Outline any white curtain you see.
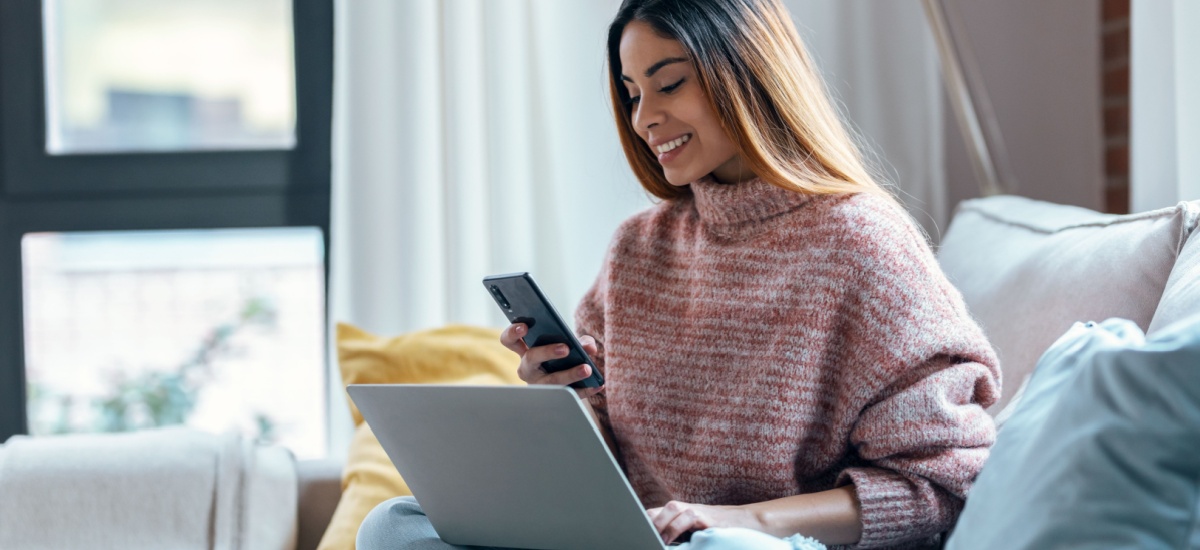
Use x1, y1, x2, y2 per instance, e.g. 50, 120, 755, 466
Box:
329, 0, 943, 454
784, 1, 946, 237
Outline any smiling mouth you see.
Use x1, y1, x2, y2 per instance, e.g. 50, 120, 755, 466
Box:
655, 134, 691, 155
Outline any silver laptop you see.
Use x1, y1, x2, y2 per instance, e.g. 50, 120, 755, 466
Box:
347, 384, 667, 550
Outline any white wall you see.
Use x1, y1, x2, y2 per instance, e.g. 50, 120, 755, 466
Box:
943, 0, 1103, 223
1131, 0, 1200, 211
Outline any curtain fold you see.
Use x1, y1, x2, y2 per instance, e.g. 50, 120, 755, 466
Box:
332, 0, 644, 339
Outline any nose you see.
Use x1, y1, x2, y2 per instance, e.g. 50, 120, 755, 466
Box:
632, 95, 664, 134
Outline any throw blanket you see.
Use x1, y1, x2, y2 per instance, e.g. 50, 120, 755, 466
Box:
0, 428, 297, 550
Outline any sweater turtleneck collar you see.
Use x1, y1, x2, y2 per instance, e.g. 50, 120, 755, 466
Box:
689, 174, 816, 234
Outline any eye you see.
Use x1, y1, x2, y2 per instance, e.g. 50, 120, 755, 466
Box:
660, 78, 685, 93
624, 93, 641, 106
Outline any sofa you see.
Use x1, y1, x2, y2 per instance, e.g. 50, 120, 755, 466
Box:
3, 193, 1198, 549
295, 192, 1200, 548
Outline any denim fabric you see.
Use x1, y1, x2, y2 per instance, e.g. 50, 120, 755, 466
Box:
357, 497, 827, 550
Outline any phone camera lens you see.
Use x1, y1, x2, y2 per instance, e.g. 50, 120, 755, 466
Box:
489, 285, 511, 310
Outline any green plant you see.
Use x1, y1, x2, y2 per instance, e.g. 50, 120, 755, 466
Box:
94, 295, 279, 433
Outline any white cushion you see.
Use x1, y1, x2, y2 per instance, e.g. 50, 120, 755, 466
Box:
937, 195, 1195, 413
0, 429, 297, 550
946, 317, 1200, 549
1149, 206, 1200, 334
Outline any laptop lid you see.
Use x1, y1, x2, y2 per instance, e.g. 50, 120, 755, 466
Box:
347, 384, 666, 550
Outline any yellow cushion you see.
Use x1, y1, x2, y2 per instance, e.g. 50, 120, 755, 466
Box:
316, 323, 522, 550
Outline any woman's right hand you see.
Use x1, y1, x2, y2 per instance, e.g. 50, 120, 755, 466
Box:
500, 323, 604, 399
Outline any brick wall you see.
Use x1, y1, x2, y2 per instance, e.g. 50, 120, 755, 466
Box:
1102, 0, 1130, 213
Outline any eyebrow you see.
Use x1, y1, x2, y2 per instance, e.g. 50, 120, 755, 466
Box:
620, 56, 689, 82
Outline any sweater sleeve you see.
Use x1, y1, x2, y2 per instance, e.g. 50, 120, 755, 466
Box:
575, 244, 614, 432
832, 199, 1001, 548
836, 356, 996, 547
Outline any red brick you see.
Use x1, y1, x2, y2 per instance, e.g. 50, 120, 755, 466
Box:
1104, 65, 1129, 97
1103, 29, 1129, 60
1106, 145, 1129, 176
1103, 0, 1130, 21
1104, 104, 1129, 136
1105, 185, 1129, 215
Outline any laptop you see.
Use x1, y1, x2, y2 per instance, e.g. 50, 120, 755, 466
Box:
347, 384, 668, 550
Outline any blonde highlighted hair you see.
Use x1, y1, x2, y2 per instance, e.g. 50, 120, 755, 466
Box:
607, 0, 896, 204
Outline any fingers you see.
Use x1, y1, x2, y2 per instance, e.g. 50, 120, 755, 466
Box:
575, 384, 604, 400
528, 363, 592, 387
508, 328, 603, 391
499, 323, 529, 355
517, 347, 596, 389
579, 334, 598, 357
651, 501, 701, 544
516, 343, 569, 381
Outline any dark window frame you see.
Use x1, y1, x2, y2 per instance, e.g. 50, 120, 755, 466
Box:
0, 0, 334, 441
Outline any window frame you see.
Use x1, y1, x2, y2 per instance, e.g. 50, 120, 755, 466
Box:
0, 0, 334, 441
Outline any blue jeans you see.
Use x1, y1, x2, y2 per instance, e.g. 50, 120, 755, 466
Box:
357, 496, 826, 550
357, 496, 500, 550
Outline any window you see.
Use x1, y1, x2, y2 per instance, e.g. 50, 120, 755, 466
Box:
23, 228, 326, 457
0, 0, 333, 454
43, 0, 297, 154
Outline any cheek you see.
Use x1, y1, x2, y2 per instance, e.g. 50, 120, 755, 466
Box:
680, 95, 733, 154
695, 118, 736, 158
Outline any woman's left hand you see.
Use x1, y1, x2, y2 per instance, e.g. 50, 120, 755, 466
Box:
646, 501, 763, 544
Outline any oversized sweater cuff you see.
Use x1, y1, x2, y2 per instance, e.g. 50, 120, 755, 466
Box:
837, 467, 944, 549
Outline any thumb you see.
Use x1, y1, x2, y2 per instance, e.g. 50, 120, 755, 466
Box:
579, 334, 598, 355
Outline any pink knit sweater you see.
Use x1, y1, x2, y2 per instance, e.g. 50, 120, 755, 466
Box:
575, 176, 1000, 549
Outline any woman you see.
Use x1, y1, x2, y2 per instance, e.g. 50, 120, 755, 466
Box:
359, 0, 999, 548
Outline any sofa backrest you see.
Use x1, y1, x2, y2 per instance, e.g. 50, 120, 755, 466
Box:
937, 195, 1200, 414
1148, 214, 1200, 334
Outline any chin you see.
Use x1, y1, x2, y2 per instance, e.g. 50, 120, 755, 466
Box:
662, 168, 700, 187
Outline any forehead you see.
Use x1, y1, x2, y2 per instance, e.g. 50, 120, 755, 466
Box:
618, 20, 688, 76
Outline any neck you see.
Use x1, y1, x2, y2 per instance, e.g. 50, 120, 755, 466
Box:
711, 156, 758, 184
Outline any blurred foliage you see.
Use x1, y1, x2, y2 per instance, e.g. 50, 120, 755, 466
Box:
30, 296, 281, 443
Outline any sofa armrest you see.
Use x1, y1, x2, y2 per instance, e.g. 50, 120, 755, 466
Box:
296, 458, 343, 550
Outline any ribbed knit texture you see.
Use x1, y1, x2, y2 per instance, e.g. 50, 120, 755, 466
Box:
576, 176, 1001, 549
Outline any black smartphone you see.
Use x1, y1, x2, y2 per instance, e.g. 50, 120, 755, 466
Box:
482, 272, 604, 389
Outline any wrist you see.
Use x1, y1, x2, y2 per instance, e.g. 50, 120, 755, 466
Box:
737, 487, 863, 544
732, 503, 769, 533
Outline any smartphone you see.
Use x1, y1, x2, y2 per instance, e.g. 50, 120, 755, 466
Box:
482, 272, 604, 389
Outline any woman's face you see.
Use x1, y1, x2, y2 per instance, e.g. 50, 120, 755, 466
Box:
619, 20, 756, 186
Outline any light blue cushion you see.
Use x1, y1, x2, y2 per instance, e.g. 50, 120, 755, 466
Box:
947, 316, 1200, 549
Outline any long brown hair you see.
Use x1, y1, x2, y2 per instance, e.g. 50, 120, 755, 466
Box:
607, 0, 896, 204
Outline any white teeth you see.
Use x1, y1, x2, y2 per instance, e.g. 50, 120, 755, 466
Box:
655, 134, 691, 154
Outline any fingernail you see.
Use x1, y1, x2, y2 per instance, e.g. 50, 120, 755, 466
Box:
557, 345, 568, 356
515, 324, 525, 334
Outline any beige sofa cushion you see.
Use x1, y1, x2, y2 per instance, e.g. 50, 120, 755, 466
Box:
937, 196, 1196, 414
1149, 209, 1200, 334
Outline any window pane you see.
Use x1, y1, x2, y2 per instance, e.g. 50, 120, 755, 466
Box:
43, 0, 296, 154
22, 228, 326, 459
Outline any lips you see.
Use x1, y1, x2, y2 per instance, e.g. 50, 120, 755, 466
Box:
652, 133, 691, 163
654, 134, 691, 154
